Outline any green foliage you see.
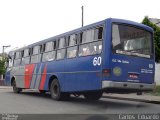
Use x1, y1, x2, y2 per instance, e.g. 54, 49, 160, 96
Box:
142, 16, 160, 62
153, 85, 160, 96
0, 58, 6, 75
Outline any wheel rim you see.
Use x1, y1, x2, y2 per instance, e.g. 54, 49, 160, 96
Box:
53, 85, 58, 95
51, 82, 60, 98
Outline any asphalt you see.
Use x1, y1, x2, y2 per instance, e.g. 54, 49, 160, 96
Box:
0, 86, 160, 104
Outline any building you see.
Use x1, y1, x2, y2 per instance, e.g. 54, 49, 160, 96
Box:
149, 18, 160, 27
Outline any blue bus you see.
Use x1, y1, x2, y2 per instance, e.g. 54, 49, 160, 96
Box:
5, 18, 155, 100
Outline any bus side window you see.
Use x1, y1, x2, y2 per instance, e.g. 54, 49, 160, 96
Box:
97, 27, 103, 40
67, 34, 77, 58
57, 49, 65, 60
56, 37, 66, 60
8, 58, 13, 68
91, 41, 102, 54
7, 53, 14, 68
79, 41, 102, 56
58, 37, 65, 49
33, 46, 40, 55
81, 29, 94, 43
14, 51, 22, 66
45, 41, 53, 52
78, 26, 103, 56
31, 45, 42, 63
21, 49, 30, 65
53, 41, 57, 50
42, 41, 56, 62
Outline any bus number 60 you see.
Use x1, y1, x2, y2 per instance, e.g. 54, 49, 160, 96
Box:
93, 57, 102, 66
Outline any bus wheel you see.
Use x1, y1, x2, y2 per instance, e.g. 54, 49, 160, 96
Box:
50, 79, 70, 101
12, 80, 22, 93
83, 91, 103, 100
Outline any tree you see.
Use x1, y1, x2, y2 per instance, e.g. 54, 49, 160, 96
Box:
142, 16, 160, 62
0, 58, 6, 78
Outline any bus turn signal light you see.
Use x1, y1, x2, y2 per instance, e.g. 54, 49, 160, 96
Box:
102, 69, 110, 76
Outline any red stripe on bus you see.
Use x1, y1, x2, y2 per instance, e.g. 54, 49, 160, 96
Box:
39, 64, 47, 90
24, 64, 35, 88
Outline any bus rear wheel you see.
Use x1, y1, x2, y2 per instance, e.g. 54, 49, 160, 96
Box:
50, 78, 70, 101
12, 80, 22, 93
83, 91, 103, 100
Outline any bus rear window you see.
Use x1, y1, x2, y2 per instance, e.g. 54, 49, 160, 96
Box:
112, 24, 153, 58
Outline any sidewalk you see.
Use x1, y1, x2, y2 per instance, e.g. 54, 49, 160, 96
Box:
103, 93, 160, 104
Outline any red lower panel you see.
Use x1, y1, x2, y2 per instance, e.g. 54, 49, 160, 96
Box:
24, 64, 35, 88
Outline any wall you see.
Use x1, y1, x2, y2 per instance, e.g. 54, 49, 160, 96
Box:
155, 63, 160, 85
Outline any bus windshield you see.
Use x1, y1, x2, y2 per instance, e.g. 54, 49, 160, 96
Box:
112, 24, 153, 58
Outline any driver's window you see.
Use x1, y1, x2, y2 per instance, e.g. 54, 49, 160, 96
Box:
8, 58, 13, 68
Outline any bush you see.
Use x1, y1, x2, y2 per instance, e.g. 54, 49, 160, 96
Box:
142, 16, 160, 62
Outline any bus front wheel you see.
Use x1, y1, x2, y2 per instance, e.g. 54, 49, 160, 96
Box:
83, 91, 103, 100
12, 80, 22, 93
50, 79, 70, 101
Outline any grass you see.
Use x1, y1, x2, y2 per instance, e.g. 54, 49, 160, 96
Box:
151, 85, 160, 96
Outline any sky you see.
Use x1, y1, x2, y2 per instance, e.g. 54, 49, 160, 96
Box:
0, 0, 160, 53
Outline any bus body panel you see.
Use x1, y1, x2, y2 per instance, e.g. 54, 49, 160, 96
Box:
11, 66, 25, 88
63, 55, 102, 92
5, 70, 11, 86
110, 54, 154, 84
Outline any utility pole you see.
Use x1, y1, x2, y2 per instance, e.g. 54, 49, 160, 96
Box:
2, 45, 11, 59
81, 6, 84, 27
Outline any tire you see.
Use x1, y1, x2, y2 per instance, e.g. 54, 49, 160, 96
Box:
84, 91, 103, 100
50, 78, 70, 101
12, 80, 22, 93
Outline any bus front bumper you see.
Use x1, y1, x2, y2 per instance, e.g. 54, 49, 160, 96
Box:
102, 81, 155, 91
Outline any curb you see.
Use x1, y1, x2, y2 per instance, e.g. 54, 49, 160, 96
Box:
102, 94, 160, 104
0, 86, 12, 89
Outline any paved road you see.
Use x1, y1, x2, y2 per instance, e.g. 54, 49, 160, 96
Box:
0, 88, 160, 114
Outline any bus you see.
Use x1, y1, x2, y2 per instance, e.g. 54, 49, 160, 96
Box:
5, 18, 155, 101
